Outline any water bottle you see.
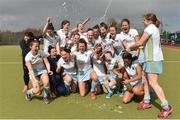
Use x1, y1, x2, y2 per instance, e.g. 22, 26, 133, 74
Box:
113, 61, 119, 69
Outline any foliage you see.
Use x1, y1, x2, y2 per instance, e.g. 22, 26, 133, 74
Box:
0, 28, 42, 45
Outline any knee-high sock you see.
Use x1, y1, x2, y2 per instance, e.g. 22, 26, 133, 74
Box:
161, 100, 169, 110
103, 81, 113, 93
64, 81, 71, 90
143, 95, 151, 104
91, 81, 98, 92
43, 87, 50, 98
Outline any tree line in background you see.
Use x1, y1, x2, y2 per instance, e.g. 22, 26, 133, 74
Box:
0, 17, 179, 45
0, 28, 42, 45
0, 18, 122, 45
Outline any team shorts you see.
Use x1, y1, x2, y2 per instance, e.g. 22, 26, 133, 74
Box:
143, 61, 163, 74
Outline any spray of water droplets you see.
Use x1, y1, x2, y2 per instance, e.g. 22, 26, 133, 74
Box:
55, 0, 113, 28
63, 94, 123, 114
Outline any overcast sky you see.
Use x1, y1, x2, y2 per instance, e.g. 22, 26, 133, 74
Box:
0, 0, 179, 32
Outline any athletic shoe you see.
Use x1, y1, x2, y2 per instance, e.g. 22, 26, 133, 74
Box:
158, 105, 173, 119
22, 85, 29, 93
90, 92, 96, 100
106, 92, 113, 99
137, 101, 152, 110
43, 97, 51, 104
25, 93, 32, 101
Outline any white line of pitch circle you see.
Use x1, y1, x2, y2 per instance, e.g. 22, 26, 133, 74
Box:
0, 62, 21, 64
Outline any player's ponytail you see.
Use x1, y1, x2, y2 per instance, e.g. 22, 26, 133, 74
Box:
144, 13, 160, 28
155, 19, 161, 28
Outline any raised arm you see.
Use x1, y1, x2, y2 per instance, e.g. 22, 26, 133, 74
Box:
81, 17, 91, 26
56, 41, 60, 55
42, 17, 51, 35
71, 17, 91, 33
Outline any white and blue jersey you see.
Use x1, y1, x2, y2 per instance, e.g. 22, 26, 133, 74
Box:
75, 51, 93, 82
57, 29, 68, 47
112, 34, 124, 56
101, 33, 114, 53
125, 63, 143, 87
143, 24, 164, 62
119, 28, 139, 57
79, 32, 88, 41
92, 54, 106, 84
105, 58, 117, 81
86, 39, 95, 51
57, 55, 77, 81
25, 50, 48, 76
43, 33, 60, 55
143, 24, 164, 74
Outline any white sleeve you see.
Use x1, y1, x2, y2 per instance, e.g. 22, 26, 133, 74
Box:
115, 34, 121, 41
25, 54, 31, 62
118, 33, 125, 41
132, 29, 139, 37
57, 58, 63, 66
88, 50, 93, 56
39, 50, 48, 58
144, 25, 153, 36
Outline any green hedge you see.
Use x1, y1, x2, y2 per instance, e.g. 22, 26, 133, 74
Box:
0, 39, 20, 45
